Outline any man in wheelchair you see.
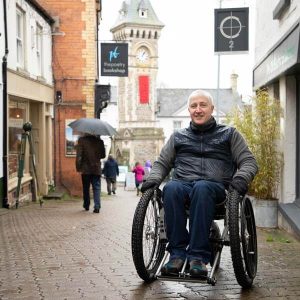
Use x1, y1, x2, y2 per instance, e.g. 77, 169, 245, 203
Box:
141, 89, 258, 278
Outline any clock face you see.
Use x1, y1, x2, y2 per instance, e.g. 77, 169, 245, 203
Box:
136, 47, 150, 64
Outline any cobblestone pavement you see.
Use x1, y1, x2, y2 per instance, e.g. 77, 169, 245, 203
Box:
0, 185, 300, 299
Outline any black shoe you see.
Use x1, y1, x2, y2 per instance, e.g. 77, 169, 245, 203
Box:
108, 192, 111, 195
112, 191, 116, 194
83, 205, 89, 211
161, 258, 184, 276
93, 208, 100, 213
189, 259, 208, 278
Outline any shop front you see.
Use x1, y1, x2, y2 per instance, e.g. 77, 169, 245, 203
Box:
7, 70, 54, 207
253, 21, 300, 236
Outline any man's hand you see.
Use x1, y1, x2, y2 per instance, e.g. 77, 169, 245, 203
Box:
230, 176, 248, 196
141, 181, 157, 193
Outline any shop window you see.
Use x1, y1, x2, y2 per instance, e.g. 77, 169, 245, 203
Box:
9, 105, 26, 153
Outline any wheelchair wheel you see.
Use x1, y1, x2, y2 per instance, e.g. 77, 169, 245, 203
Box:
228, 191, 257, 289
209, 221, 221, 268
131, 189, 166, 282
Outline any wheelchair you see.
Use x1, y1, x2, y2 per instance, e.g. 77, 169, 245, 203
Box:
131, 187, 257, 289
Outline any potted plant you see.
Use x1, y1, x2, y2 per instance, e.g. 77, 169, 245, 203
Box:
228, 89, 282, 228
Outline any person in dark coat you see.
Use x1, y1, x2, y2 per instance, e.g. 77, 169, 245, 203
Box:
103, 155, 119, 195
141, 89, 258, 278
76, 134, 105, 213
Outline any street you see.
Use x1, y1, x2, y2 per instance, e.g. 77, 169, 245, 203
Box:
0, 183, 300, 299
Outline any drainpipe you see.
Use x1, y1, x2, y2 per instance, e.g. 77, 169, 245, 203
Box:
96, 1, 102, 81
2, 0, 9, 208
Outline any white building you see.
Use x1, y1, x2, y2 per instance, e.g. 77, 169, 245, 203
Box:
253, 0, 300, 237
156, 82, 242, 143
5, 0, 54, 207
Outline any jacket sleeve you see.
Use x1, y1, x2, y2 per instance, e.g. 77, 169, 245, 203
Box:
230, 129, 258, 184
75, 139, 83, 172
116, 163, 119, 176
146, 134, 176, 185
100, 140, 106, 159
102, 162, 107, 176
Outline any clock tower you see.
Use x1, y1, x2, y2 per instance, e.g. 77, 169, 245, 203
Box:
111, 0, 165, 167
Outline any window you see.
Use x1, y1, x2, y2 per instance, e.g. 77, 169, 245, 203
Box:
36, 23, 43, 76
9, 102, 27, 153
173, 121, 182, 132
16, 7, 25, 68
139, 9, 148, 18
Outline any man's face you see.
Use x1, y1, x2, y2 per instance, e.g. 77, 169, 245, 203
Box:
188, 96, 214, 125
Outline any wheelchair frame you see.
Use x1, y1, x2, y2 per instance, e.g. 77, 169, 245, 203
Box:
131, 188, 257, 288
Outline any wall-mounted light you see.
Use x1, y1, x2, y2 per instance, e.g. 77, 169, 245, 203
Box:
56, 91, 62, 103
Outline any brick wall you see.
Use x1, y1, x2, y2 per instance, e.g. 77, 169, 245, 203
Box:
8, 181, 32, 208
37, 0, 98, 196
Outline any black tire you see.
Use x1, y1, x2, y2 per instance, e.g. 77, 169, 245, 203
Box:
228, 191, 257, 289
131, 189, 166, 282
209, 221, 221, 268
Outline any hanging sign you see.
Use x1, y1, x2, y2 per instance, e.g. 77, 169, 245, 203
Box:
214, 7, 249, 53
101, 43, 128, 77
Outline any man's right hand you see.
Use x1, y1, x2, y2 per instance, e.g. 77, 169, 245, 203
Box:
141, 181, 157, 193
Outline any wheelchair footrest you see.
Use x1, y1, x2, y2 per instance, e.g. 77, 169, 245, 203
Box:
157, 273, 216, 285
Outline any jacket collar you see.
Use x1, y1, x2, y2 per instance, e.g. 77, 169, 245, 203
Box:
190, 117, 216, 133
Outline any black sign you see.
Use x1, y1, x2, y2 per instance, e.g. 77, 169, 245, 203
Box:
214, 7, 249, 53
101, 43, 128, 77
253, 23, 300, 89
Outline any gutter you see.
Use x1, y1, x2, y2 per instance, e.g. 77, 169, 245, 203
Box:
2, 0, 9, 208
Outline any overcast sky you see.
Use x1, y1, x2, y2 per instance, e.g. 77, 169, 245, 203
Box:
99, 0, 256, 102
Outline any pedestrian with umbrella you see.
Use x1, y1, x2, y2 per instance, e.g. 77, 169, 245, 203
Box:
70, 118, 116, 213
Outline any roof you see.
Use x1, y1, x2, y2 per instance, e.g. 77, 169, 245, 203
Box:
156, 88, 243, 117
108, 86, 242, 116
111, 0, 164, 31
27, 0, 54, 24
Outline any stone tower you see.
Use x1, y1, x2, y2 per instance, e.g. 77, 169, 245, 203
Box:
111, 0, 165, 167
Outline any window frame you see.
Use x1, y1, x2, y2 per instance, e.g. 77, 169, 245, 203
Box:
16, 7, 26, 69
36, 23, 43, 76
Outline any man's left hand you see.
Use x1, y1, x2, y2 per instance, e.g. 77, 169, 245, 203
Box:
230, 177, 248, 196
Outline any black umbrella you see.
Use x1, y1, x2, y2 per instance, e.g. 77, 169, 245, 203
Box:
68, 118, 117, 136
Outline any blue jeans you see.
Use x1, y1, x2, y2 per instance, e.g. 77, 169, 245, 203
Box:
81, 174, 101, 209
162, 179, 226, 264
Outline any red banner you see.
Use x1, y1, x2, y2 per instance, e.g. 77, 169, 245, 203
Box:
139, 76, 149, 104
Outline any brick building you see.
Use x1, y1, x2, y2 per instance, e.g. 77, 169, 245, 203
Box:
37, 0, 101, 196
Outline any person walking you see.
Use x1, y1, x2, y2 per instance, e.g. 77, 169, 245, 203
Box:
75, 134, 105, 213
132, 162, 144, 196
103, 155, 119, 195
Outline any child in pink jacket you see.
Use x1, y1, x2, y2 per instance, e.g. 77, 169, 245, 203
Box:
132, 162, 145, 196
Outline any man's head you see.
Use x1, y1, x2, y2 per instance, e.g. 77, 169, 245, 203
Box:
187, 90, 214, 125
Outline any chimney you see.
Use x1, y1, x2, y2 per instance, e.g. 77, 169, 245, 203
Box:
230, 71, 238, 94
